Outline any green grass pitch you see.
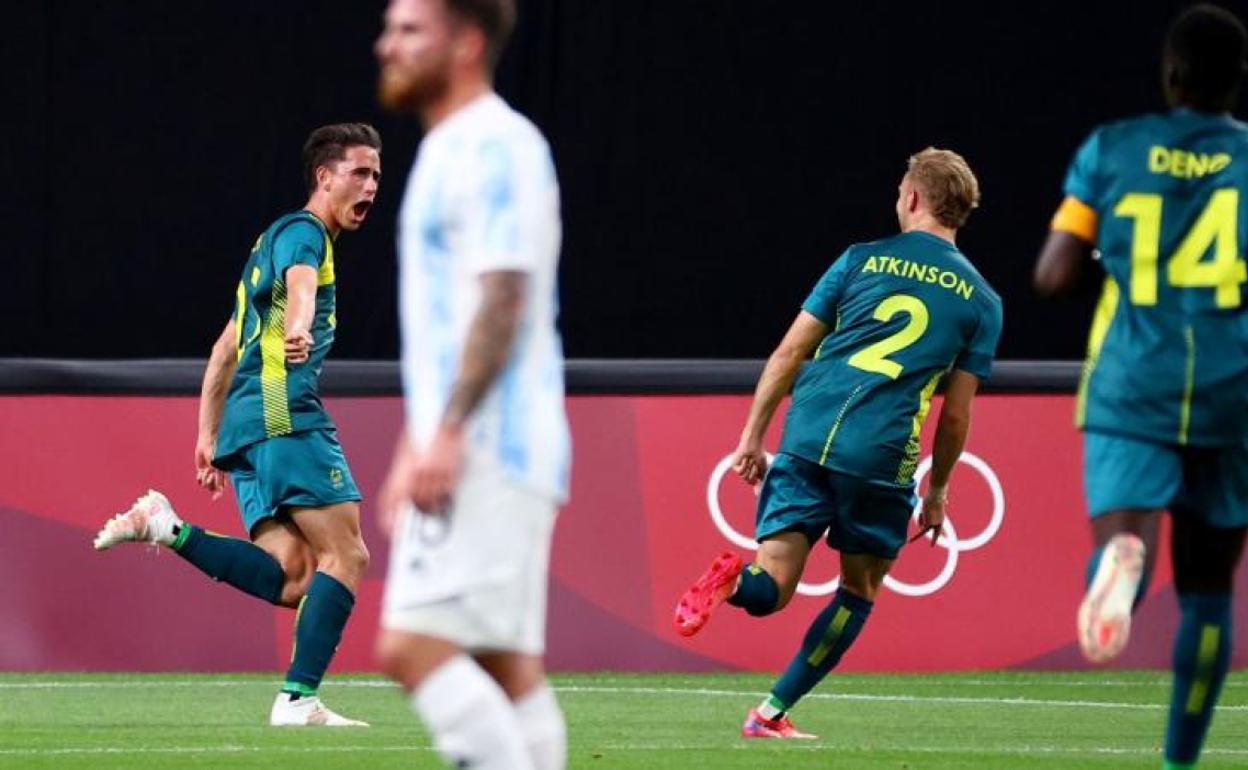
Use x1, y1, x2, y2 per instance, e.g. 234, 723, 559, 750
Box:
2, 671, 1247, 768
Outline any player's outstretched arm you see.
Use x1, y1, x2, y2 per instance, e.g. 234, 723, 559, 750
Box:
409, 270, 529, 513
196, 319, 239, 499
919, 369, 981, 544
733, 311, 828, 484
283, 265, 319, 364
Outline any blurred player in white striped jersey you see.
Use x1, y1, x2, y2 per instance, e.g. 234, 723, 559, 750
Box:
374, 1, 569, 768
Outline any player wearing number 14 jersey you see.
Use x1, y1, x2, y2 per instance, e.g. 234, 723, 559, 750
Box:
1034, 6, 1248, 768
675, 148, 1002, 738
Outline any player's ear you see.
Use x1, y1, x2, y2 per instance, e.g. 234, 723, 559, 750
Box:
316, 164, 333, 192
454, 26, 485, 65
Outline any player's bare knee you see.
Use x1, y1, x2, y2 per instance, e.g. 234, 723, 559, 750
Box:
330, 538, 369, 580
263, 549, 312, 607
839, 573, 880, 602
475, 653, 545, 701
376, 632, 459, 692
353, 538, 371, 574
374, 635, 410, 685
277, 583, 306, 609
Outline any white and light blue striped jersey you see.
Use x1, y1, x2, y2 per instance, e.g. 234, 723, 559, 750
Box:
398, 93, 570, 502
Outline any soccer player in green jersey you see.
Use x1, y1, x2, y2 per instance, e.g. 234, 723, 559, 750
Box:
676, 148, 1003, 738
94, 123, 381, 727
1034, 6, 1248, 767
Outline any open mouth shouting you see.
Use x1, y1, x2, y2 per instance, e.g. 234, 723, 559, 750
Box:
351, 199, 373, 224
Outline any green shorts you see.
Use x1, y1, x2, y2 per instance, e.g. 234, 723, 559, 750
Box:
1083, 430, 1248, 529
216, 429, 361, 536
755, 452, 916, 560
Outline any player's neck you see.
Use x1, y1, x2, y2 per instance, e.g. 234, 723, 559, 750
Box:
302, 201, 339, 240
903, 219, 957, 245
421, 75, 492, 130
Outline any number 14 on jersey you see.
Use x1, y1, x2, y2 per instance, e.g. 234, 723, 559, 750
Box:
1115, 187, 1247, 308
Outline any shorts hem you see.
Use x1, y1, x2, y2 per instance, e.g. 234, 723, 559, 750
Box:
756, 523, 820, 546
283, 493, 363, 511
380, 613, 543, 656
1086, 503, 1167, 518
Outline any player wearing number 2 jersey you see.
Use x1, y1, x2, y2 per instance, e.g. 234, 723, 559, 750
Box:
1035, 6, 1248, 768
675, 148, 1002, 739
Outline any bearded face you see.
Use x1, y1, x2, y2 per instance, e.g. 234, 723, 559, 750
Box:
376, 0, 456, 112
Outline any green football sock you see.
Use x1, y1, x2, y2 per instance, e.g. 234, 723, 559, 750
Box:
283, 572, 355, 697
1164, 593, 1231, 767
174, 525, 284, 605
770, 589, 873, 710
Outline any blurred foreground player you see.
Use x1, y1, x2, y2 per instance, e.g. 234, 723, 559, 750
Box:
676, 149, 1002, 738
1034, 5, 1248, 767
94, 124, 381, 726
374, 1, 569, 768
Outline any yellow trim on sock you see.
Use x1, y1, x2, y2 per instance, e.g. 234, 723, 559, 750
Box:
289, 595, 308, 665
806, 606, 852, 667
1184, 624, 1221, 715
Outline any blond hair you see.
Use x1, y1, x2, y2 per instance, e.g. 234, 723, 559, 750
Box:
906, 147, 980, 229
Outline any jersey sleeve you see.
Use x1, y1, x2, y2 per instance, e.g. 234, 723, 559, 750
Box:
800, 248, 856, 325
271, 220, 326, 275
1062, 128, 1104, 210
461, 136, 549, 274
954, 298, 1003, 380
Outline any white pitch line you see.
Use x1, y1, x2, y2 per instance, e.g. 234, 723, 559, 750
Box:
554, 685, 1248, 712
584, 677, 1248, 688
2, 679, 1248, 713
1, 743, 1247, 758
0, 745, 432, 757
3, 676, 1242, 689
0, 679, 395, 690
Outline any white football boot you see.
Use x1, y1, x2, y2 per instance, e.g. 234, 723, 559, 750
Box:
270, 692, 369, 727
1078, 533, 1146, 663
93, 489, 182, 550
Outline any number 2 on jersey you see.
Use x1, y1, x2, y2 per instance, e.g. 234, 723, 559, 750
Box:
846, 294, 929, 379
1115, 188, 1246, 308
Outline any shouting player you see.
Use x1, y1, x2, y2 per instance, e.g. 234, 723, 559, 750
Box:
94, 123, 381, 727
1034, 6, 1248, 767
676, 148, 1002, 739
374, 1, 569, 769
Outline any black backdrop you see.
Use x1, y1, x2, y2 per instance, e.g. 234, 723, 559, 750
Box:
2, 0, 1235, 360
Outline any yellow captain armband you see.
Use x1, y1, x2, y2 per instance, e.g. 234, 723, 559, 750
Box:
1050, 195, 1099, 242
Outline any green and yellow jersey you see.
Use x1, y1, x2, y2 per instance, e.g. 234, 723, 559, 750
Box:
779, 231, 1003, 487
1054, 108, 1248, 446
214, 211, 339, 463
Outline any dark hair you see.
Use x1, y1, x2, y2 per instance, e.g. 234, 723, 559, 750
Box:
445, 0, 516, 67
302, 123, 382, 194
1165, 4, 1248, 110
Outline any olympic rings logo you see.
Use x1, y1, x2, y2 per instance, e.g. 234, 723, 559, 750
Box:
705, 451, 1005, 597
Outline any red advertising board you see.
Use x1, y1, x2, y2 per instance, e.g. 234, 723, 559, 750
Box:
1, 394, 1241, 672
